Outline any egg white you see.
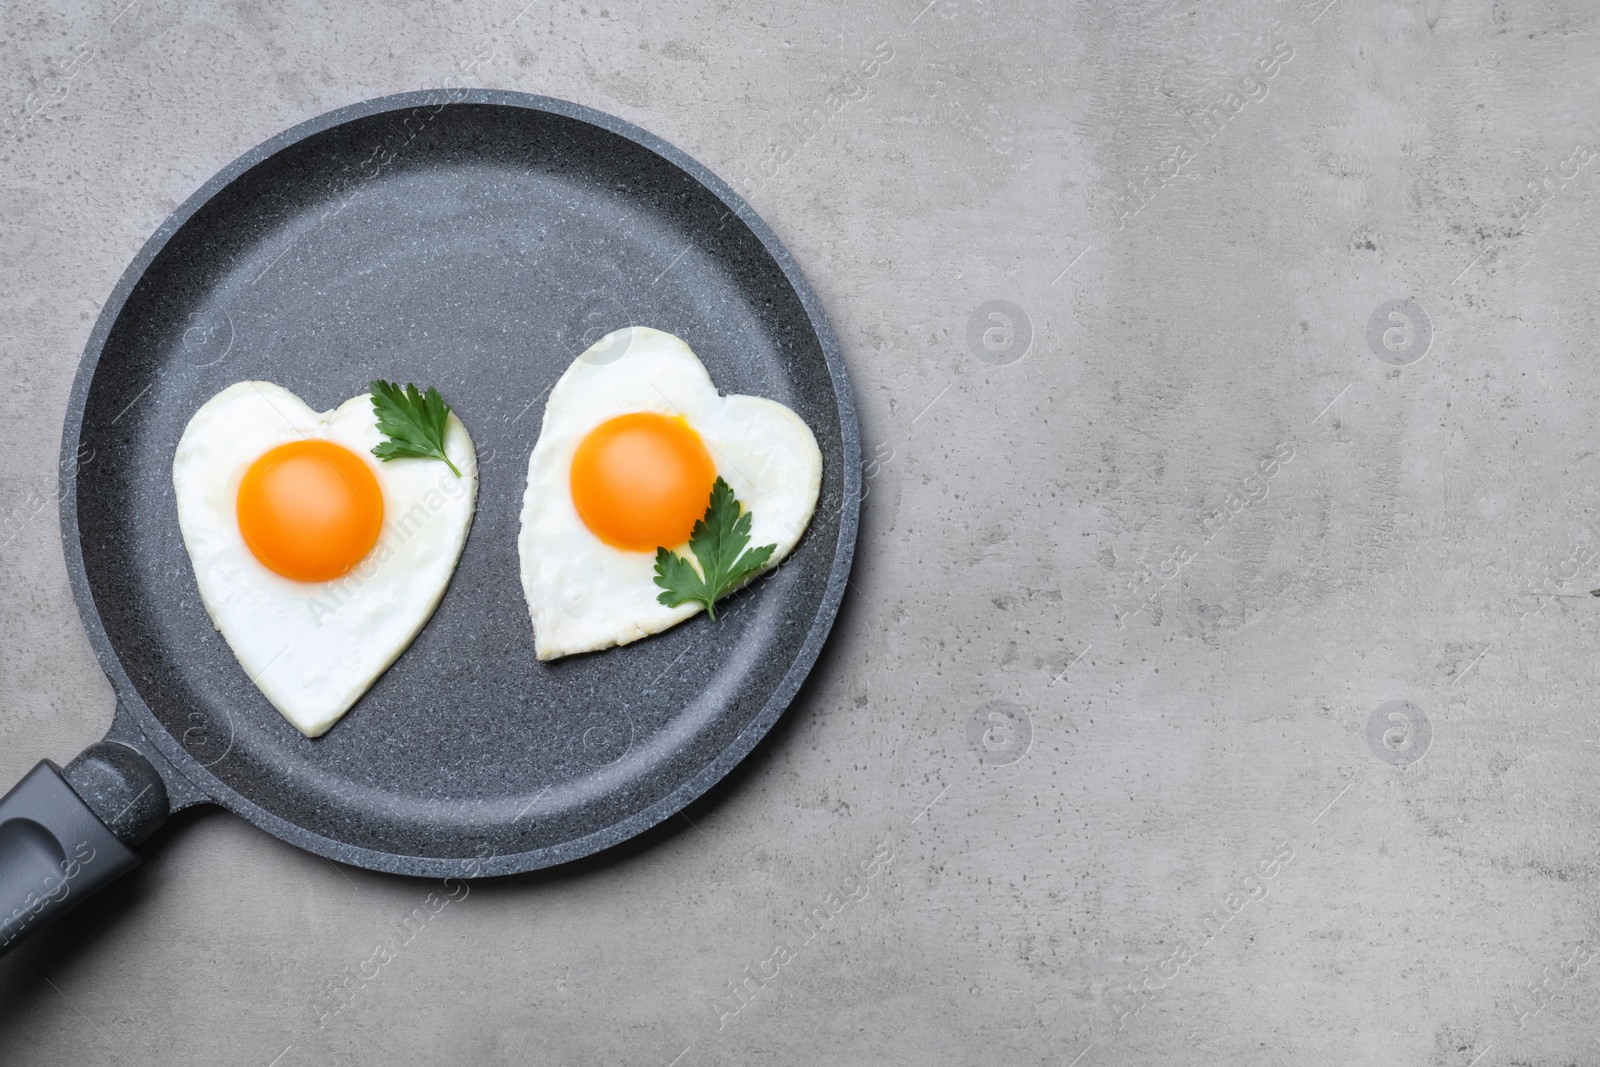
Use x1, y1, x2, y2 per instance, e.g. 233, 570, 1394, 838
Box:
518, 327, 823, 660
173, 381, 477, 738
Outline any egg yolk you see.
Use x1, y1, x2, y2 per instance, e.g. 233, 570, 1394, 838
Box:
236, 439, 384, 582
570, 412, 716, 552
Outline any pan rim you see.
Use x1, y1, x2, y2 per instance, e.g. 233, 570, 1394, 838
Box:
57, 88, 861, 877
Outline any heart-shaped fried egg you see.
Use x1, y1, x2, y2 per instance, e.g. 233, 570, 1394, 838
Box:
518, 327, 822, 660
173, 382, 476, 737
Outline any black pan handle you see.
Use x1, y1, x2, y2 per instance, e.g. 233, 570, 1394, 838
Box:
0, 742, 170, 960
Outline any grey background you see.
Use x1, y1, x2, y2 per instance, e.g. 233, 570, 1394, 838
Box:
0, 0, 1596, 1063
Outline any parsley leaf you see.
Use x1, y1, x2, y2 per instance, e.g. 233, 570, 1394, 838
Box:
369, 380, 461, 477
653, 476, 778, 620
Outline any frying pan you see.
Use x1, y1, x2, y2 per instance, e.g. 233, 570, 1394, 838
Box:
0, 90, 859, 958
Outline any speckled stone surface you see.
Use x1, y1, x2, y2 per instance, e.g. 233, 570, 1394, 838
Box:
7, 0, 1600, 1064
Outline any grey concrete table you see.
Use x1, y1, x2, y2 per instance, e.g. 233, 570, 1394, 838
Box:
2, 0, 1596, 1063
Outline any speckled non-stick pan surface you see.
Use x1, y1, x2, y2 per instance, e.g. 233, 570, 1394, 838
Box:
58, 89, 860, 877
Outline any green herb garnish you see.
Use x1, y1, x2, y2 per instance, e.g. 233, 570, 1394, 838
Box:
369, 380, 460, 477
653, 476, 777, 620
